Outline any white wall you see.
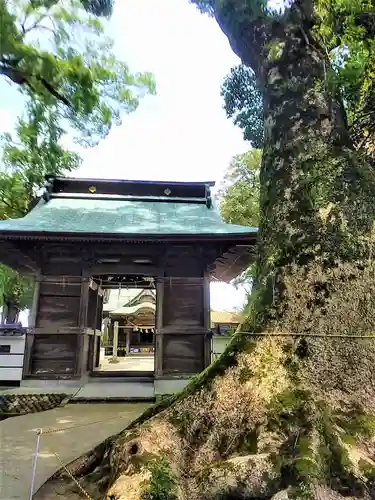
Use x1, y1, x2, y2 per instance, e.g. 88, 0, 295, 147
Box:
0, 307, 29, 326
211, 336, 231, 362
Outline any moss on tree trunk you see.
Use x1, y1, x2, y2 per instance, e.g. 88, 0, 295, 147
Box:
35, 2, 375, 499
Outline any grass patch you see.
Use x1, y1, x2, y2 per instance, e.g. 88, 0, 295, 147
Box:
141, 458, 177, 500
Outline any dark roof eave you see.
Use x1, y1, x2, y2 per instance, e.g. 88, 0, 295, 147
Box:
0, 230, 258, 243
50, 176, 216, 187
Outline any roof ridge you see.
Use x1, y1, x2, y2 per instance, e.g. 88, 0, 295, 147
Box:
46, 175, 216, 187
50, 193, 209, 204
41, 176, 216, 208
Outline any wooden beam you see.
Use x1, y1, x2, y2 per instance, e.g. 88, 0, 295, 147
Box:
28, 273, 40, 329
154, 278, 164, 377
212, 245, 256, 281
79, 273, 90, 329
32, 326, 84, 335
88, 263, 162, 275
22, 333, 35, 378
0, 241, 39, 273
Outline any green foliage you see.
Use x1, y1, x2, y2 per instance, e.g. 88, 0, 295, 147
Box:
141, 458, 177, 500
190, 0, 214, 15
313, 0, 375, 160
0, 266, 34, 313
226, 326, 236, 336
80, 0, 113, 17
0, 0, 155, 317
0, 0, 156, 146
219, 148, 261, 227
0, 101, 80, 221
358, 457, 375, 493
219, 149, 261, 288
1, 101, 81, 187
267, 391, 323, 498
219, 0, 375, 159
267, 389, 313, 433
191, 0, 281, 18
319, 414, 365, 497
0, 100, 81, 317
334, 407, 375, 439
221, 65, 263, 147
24, 0, 113, 17
266, 393, 368, 498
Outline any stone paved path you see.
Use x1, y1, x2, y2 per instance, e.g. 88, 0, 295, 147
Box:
0, 402, 149, 499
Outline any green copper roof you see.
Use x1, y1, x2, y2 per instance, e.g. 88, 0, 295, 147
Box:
0, 195, 257, 237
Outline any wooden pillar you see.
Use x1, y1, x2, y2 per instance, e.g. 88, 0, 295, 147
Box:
96, 291, 103, 331
79, 274, 90, 328
112, 321, 119, 361
103, 318, 109, 344
78, 270, 90, 375
23, 273, 40, 378
125, 328, 131, 354
155, 278, 164, 376
203, 271, 212, 367
28, 273, 40, 329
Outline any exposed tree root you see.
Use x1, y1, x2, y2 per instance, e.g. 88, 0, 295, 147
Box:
21, 0, 375, 497
35, 263, 375, 500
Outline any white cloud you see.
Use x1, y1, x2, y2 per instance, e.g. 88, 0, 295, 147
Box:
0, 109, 16, 134
211, 282, 248, 312
74, 0, 249, 184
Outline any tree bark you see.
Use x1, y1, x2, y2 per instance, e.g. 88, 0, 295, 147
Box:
35, 3, 375, 500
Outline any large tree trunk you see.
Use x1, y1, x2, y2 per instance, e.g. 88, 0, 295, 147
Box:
35, 3, 375, 500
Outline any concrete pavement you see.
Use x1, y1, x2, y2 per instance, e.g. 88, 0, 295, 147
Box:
98, 354, 154, 372
0, 402, 148, 499
72, 377, 155, 400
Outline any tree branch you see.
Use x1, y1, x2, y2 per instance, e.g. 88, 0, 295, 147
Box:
20, 11, 30, 34
23, 13, 48, 35
35, 75, 72, 108
332, 10, 375, 39
355, 11, 375, 36
0, 63, 28, 84
25, 22, 55, 36
350, 110, 375, 129
0, 60, 73, 108
213, 1, 284, 77
0, 197, 23, 217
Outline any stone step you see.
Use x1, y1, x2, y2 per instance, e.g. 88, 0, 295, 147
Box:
88, 375, 154, 383
71, 380, 155, 401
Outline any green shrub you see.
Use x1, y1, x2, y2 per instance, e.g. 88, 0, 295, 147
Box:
142, 458, 177, 500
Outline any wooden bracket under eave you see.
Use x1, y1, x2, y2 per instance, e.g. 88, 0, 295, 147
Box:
0, 241, 39, 274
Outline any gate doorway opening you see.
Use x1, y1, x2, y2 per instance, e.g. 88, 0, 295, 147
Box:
89, 275, 156, 376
